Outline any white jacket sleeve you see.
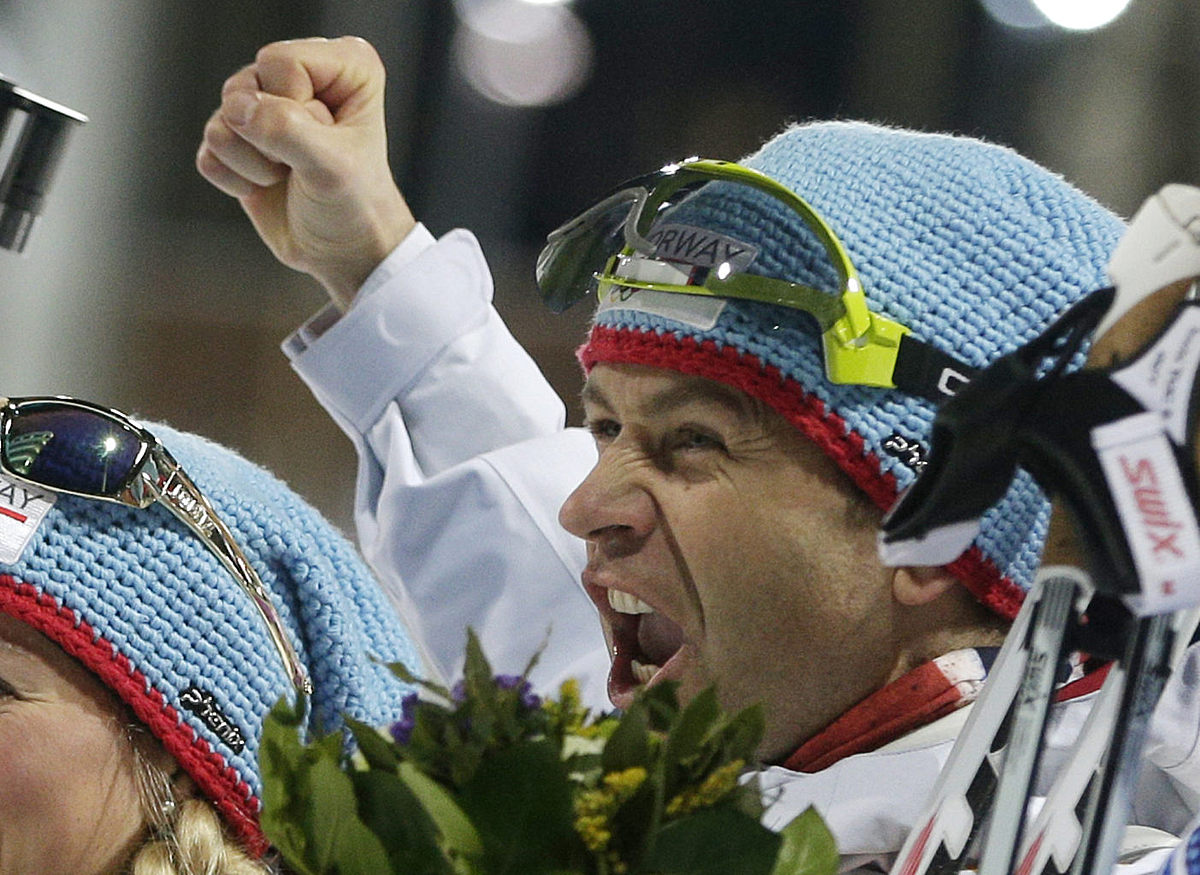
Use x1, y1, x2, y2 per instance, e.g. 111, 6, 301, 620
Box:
283, 225, 609, 706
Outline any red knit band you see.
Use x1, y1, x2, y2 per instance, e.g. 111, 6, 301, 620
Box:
0, 575, 268, 856
580, 326, 1025, 620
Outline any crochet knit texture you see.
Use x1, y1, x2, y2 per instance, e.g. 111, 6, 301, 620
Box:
0, 422, 420, 854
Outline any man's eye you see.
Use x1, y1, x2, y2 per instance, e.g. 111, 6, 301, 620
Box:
585, 418, 621, 442
670, 428, 726, 453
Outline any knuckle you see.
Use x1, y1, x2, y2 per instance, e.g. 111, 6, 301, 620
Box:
220, 65, 256, 98
202, 115, 239, 152
254, 40, 287, 67
194, 145, 214, 176
248, 99, 292, 139
336, 35, 384, 74
195, 147, 227, 179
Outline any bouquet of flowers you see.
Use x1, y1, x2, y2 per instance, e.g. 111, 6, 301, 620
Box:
259, 633, 837, 874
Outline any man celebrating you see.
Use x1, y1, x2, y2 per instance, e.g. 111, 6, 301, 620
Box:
197, 36, 1198, 871
541, 137, 1089, 763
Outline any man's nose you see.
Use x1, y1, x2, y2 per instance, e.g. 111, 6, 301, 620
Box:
559, 449, 655, 555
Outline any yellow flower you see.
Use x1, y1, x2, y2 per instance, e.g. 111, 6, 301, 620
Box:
575, 813, 612, 852
553, 678, 584, 728
665, 759, 745, 817
603, 766, 648, 798
573, 767, 648, 854
575, 788, 610, 817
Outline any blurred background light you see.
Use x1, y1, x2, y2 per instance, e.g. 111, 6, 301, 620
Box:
978, 0, 1051, 29
980, 0, 1133, 31
1034, 0, 1133, 30
452, 0, 593, 108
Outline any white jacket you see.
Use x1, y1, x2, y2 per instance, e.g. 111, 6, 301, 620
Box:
283, 226, 1198, 873
284, 225, 607, 704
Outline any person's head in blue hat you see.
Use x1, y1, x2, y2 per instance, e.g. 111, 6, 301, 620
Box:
542, 121, 1124, 763
0, 400, 419, 873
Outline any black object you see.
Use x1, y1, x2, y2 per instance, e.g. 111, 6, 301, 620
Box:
0, 77, 86, 253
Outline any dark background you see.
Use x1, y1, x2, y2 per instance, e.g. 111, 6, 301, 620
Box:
0, 0, 1194, 532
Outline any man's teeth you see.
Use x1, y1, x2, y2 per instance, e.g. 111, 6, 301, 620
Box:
608, 589, 654, 614
607, 591, 661, 684
631, 659, 660, 684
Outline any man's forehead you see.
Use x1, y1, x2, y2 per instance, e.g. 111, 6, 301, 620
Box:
581, 364, 767, 422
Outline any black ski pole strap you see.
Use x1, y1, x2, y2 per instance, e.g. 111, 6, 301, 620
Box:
1078, 297, 1200, 615
880, 288, 1115, 565
883, 289, 1200, 617
1013, 370, 1147, 602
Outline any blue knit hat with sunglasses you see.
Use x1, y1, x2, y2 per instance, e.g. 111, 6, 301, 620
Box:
0, 416, 419, 855
573, 120, 1125, 617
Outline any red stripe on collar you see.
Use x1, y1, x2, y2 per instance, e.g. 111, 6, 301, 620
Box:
782, 649, 1108, 773
783, 656, 975, 773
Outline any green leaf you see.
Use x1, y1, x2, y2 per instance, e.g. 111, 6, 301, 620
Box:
462, 629, 496, 693
457, 739, 583, 874
639, 681, 685, 732
397, 761, 485, 859
259, 699, 322, 875
728, 772, 768, 822
385, 660, 455, 704
642, 808, 781, 875
302, 755, 393, 874
602, 698, 651, 772
664, 686, 720, 766
717, 702, 766, 762
769, 806, 839, 875
520, 628, 546, 679
351, 768, 453, 873
345, 715, 400, 772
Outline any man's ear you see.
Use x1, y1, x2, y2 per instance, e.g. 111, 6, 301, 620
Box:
892, 564, 959, 606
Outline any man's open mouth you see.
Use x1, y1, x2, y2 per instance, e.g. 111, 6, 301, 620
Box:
604, 589, 686, 707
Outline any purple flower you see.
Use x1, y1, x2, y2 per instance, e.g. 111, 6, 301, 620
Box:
496, 675, 543, 710
449, 675, 542, 709
390, 692, 421, 745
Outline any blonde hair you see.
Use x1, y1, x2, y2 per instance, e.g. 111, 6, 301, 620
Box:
125, 727, 277, 875
130, 799, 272, 875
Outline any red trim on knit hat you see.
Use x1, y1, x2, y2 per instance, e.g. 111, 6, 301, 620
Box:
581, 326, 1026, 620
0, 575, 268, 857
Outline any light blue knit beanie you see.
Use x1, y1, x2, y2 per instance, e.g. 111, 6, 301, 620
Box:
0, 420, 420, 854
581, 120, 1125, 618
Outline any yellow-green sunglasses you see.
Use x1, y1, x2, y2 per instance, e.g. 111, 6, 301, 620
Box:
536, 157, 975, 400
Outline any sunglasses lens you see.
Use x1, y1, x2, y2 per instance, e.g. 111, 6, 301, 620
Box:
3, 405, 142, 497
537, 188, 643, 313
